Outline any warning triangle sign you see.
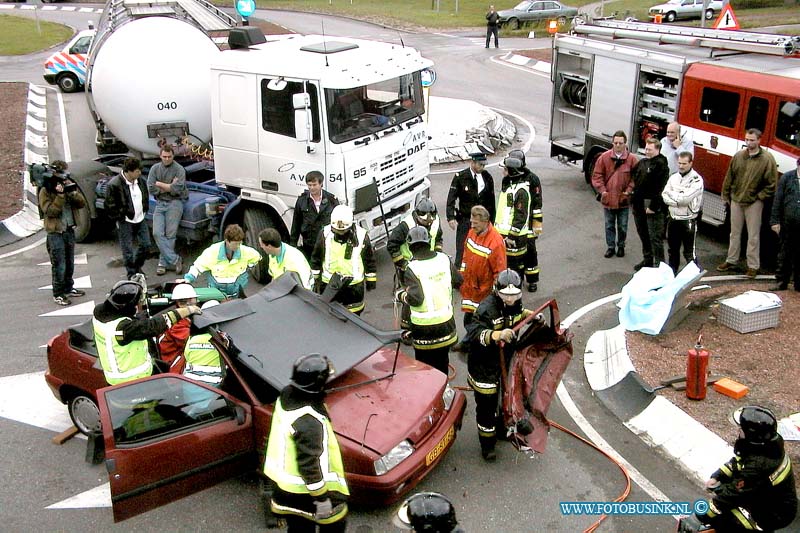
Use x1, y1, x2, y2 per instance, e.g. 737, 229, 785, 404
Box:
713, 4, 740, 30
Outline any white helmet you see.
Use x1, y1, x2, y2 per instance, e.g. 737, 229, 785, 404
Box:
171, 283, 197, 301
330, 205, 354, 232
201, 299, 220, 310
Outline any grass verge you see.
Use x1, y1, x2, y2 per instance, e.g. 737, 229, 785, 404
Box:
0, 14, 73, 56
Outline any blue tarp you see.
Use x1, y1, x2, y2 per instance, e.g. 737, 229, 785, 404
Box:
617, 262, 702, 335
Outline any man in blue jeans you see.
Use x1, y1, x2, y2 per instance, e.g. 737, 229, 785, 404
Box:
147, 144, 187, 275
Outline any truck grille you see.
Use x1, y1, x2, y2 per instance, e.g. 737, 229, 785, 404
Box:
376, 150, 415, 199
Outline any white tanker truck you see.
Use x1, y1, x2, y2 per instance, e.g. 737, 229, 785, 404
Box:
78, 0, 433, 283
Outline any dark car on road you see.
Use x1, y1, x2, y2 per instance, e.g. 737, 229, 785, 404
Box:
498, 0, 579, 28
44, 275, 467, 522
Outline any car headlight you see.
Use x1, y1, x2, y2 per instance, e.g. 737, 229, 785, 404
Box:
374, 440, 414, 475
442, 385, 455, 411
650, 8, 662, 13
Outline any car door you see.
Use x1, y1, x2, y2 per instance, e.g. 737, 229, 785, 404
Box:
527, 1, 545, 21
97, 375, 255, 522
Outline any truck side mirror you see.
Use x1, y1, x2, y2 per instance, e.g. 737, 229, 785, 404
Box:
293, 93, 312, 143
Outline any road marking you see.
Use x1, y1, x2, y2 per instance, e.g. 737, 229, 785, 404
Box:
38, 253, 88, 266
490, 53, 550, 78
39, 300, 96, 317
0, 372, 76, 434
0, 237, 46, 260
47, 483, 111, 509
56, 90, 71, 163
39, 275, 92, 291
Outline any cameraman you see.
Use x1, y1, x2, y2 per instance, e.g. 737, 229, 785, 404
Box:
38, 160, 86, 306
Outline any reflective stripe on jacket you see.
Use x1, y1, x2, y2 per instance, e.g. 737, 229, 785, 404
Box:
264, 400, 349, 497
269, 243, 313, 289
407, 252, 453, 326
93, 316, 152, 385
396, 213, 441, 262
186, 241, 262, 284
321, 226, 366, 284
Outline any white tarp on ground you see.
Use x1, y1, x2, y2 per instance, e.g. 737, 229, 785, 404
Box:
617, 261, 702, 335
426, 96, 516, 164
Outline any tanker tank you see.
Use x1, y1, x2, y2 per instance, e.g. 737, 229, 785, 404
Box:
89, 16, 220, 155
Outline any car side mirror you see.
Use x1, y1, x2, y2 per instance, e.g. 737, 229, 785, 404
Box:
234, 404, 246, 425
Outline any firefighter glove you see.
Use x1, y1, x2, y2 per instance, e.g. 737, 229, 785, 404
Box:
491, 329, 515, 343
178, 305, 202, 319
314, 498, 334, 520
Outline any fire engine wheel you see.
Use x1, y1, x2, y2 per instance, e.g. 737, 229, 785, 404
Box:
704, 8, 714, 19
665, 11, 676, 22
57, 73, 79, 93
243, 207, 274, 284
69, 394, 101, 435
557, 15, 567, 25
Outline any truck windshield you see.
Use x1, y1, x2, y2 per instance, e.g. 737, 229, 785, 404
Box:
325, 72, 424, 144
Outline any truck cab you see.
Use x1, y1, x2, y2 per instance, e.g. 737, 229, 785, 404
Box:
43, 29, 95, 93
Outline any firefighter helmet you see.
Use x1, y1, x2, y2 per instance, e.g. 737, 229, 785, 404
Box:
501, 155, 524, 177
290, 353, 334, 394
509, 149, 527, 168
407, 225, 430, 250
495, 269, 522, 296
330, 205, 354, 233
734, 406, 778, 444
412, 198, 437, 227
170, 283, 197, 301
108, 280, 143, 310
394, 492, 459, 532
201, 299, 220, 310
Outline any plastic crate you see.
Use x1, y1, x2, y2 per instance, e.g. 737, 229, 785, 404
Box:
718, 294, 781, 334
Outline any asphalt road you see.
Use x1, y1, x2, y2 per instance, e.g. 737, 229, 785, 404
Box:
0, 5, 731, 531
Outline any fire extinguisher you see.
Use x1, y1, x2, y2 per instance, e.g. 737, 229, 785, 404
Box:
686, 334, 710, 400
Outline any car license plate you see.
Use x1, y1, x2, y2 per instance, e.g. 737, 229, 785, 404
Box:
425, 425, 455, 466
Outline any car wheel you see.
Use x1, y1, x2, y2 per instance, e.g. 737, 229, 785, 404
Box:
509, 17, 520, 30
69, 394, 101, 435
57, 73, 79, 93
705, 8, 714, 19
665, 11, 676, 22
243, 206, 274, 284
557, 15, 567, 25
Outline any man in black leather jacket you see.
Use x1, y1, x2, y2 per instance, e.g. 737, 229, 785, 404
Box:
105, 158, 151, 279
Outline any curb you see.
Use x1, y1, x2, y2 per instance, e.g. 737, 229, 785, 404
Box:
500, 51, 551, 75
0, 84, 47, 248
584, 307, 734, 486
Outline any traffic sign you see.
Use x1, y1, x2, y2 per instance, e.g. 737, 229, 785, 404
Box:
421, 68, 436, 88
236, 0, 256, 19
713, 4, 740, 30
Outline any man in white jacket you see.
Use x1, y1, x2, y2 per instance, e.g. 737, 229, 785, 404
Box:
662, 152, 704, 274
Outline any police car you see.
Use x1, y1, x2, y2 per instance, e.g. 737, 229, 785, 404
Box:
42, 29, 95, 93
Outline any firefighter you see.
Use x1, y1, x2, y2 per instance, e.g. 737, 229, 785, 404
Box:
311, 205, 377, 314
183, 224, 262, 299
158, 282, 197, 371
93, 280, 200, 385
395, 226, 462, 375
174, 300, 224, 386
677, 406, 797, 533
387, 198, 444, 285
394, 492, 465, 532
263, 353, 349, 533
466, 269, 532, 461
495, 155, 531, 288
509, 149, 543, 292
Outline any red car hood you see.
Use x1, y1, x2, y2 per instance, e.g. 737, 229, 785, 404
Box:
326, 347, 448, 455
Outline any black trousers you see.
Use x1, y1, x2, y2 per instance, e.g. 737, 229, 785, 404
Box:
632, 205, 666, 266
666, 218, 697, 274
486, 25, 499, 47
285, 515, 347, 533
414, 346, 450, 375
776, 223, 800, 289
524, 236, 539, 283
454, 218, 470, 268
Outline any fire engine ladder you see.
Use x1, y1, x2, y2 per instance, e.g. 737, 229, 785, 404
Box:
573, 20, 800, 56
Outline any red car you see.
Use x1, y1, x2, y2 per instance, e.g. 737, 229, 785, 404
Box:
45, 275, 466, 522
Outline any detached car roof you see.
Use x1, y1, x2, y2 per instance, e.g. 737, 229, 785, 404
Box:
194, 274, 400, 390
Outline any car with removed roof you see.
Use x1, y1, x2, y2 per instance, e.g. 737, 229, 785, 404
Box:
498, 0, 579, 29
44, 274, 466, 522
648, 0, 723, 22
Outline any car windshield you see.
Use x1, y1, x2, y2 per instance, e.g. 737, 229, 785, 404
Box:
513, 1, 533, 9
325, 71, 424, 144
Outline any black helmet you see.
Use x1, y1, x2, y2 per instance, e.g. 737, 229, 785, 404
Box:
509, 149, 527, 168
290, 353, 334, 394
495, 269, 522, 297
413, 198, 437, 227
734, 406, 777, 443
407, 225, 430, 250
394, 492, 458, 532
108, 281, 143, 310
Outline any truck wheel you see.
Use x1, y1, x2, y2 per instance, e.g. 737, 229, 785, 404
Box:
704, 8, 714, 19
73, 202, 93, 243
57, 73, 79, 93
69, 394, 101, 435
584, 151, 601, 186
665, 11, 676, 22
243, 207, 273, 284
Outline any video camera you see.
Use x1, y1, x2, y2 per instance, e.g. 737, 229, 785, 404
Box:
29, 162, 76, 192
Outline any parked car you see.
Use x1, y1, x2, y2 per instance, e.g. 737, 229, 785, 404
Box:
648, 0, 723, 22
44, 274, 467, 522
498, 0, 579, 29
